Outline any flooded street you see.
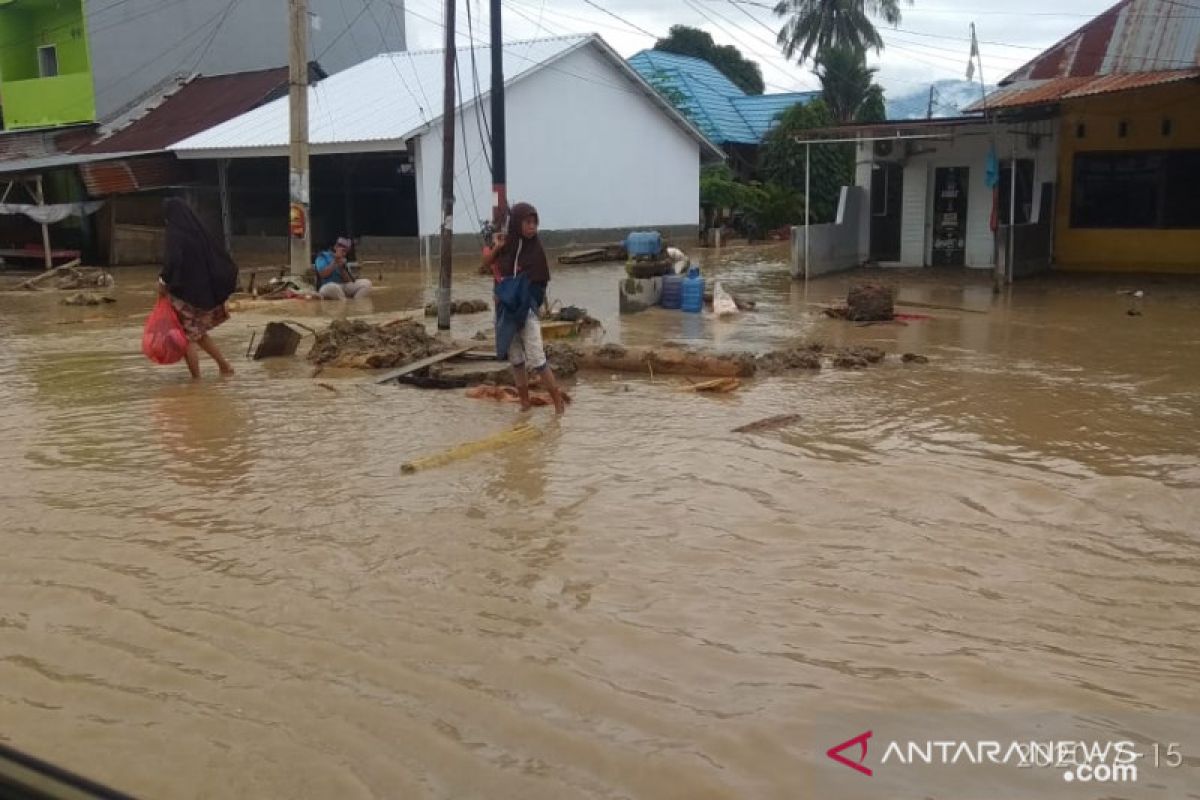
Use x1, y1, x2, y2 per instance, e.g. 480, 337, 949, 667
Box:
1, 248, 1198, 798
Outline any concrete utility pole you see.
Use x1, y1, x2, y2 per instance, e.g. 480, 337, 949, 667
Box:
437, 0, 458, 330
288, 0, 311, 276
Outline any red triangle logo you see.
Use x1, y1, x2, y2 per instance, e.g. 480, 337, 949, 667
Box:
827, 730, 873, 777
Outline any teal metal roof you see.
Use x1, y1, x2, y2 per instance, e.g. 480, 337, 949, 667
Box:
628, 50, 817, 145
731, 93, 815, 139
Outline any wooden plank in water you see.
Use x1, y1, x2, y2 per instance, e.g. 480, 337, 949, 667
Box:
375, 346, 473, 384
401, 424, 540, 473
558, 248, 608, 264
895, 300, 988, 314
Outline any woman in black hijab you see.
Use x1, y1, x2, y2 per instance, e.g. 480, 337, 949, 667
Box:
158, 198, 238, 378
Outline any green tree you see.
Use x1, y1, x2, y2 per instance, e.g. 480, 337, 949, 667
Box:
814, 45, 887, 123
759, 98, 852, 223
701, 164, 748, 214
743, 181, 805, 231
774, 0, 911, 66
858, 83, 886, 123
655, 25, 765, 95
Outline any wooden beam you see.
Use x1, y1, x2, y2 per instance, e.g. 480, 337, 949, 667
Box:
374, 346, 473, 384
401, 424, 540, 474
34, 176, 51, 271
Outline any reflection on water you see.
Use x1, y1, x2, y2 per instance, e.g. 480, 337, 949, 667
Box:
0, 250, 1198, 799
151, 384, 254, 488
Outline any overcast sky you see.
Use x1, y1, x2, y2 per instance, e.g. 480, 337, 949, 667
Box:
398, 0, 1112, 98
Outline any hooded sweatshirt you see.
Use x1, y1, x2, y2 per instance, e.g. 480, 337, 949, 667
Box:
495, 202, 550, 285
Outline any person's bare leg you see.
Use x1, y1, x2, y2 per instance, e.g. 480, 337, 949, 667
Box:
540, 366, 566, 415
197, 334, 234, 376
513, 367, 532, 411
184, 342, 201, 380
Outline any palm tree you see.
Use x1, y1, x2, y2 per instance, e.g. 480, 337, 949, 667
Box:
774, 0, 910, 66
814, 45, 883, 123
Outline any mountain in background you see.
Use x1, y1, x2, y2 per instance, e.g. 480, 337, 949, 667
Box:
885, 80, 994, 120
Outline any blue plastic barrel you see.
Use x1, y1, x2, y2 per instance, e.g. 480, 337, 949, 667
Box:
660, 273, 683, 309
681, 266, 705, 313
625, 231, 663, 258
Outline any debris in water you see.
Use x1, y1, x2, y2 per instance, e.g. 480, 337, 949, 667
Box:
60, 292, 115, 306
733, 414, 803, 434
401, 424, 541, 474
846, 346, 886, 364
253, 321, 305, 360
543, 343, 580, 378
465, 385, 573, 406
757, 345, 823, 374
832, 353, 869, 369
308, 318, 448, 369
550, 343, 755, 378
425, 299, 490, 316
846, 283, 895, 321
681, 377, 741, 393
902, 353, 930, 364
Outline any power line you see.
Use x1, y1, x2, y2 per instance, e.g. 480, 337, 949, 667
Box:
503, 0, 659, 37
189, 0, 245, 75
465, 0, 494, 173
681, 0, 811, 91
316, 0, 377, 62
364, 0, 430, 121
577, 0, 658, 39
710, 0, 1200, 16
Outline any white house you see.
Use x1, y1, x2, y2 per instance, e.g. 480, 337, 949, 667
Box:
794, 117, 1058, 279
170, 34, 723, 252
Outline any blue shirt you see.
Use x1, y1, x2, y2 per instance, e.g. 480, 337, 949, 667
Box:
313, 251, 350, 287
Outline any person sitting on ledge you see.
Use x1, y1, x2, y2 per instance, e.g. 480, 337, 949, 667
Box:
313, 236, 372, 300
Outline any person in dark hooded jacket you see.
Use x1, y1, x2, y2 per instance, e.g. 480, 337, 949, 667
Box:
482, 202, 565, 413
157, 198, 238, 379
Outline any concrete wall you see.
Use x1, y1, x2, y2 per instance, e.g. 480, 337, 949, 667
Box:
791, 187, 866, 278
860, 122, 1057, 268
87, 0, 405, 120
416, 42, 703, 239
1056, 82, 1200, 273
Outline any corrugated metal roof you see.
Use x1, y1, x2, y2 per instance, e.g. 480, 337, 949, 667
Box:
730, 93, 818, 140
78, 67, 292, 155
1004, 0, 1200, 82
171, 35, 722, 160
79, 156, 193, 196
0, 149, 160, 175
628, 49, 816, 145
977, 0, 1200, 110
969, 69, 1200, 111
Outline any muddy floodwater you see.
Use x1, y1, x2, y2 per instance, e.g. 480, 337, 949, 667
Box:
1, 247, 1198, 799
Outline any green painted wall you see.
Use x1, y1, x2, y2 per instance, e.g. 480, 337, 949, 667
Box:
0, 0, 94, 128
5, 72, 94, 127
0, 8, 36, 82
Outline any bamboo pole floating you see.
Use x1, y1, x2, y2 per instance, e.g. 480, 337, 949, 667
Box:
401, 424, 540, 474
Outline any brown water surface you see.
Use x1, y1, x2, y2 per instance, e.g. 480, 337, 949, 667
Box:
1, 248, 1197, 798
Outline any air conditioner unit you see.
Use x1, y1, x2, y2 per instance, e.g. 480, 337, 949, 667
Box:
873, 139, 895, 159
905, 140, 937, 158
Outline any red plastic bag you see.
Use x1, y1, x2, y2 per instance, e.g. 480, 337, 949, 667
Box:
142, 296, 189, 365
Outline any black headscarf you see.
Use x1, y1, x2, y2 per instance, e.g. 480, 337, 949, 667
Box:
160, 198, 238, 310
496, 202, 550, 284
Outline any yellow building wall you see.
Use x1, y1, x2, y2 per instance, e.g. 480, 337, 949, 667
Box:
1055, 80, 1200, 273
